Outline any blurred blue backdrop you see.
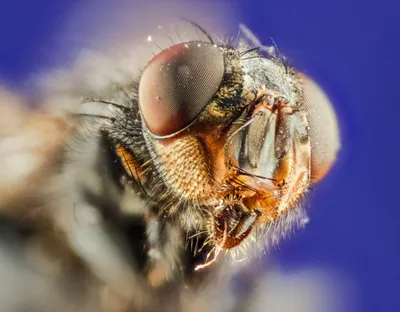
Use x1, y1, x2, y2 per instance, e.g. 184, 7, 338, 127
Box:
0, 1, 398, 311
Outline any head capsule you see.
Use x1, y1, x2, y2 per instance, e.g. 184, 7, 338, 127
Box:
137, 38, 340, 253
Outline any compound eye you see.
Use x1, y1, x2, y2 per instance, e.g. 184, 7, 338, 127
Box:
300, 75, 341, 183
139, 41, 225, 136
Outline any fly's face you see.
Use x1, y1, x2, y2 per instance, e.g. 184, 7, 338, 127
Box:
119, 34, 341, 257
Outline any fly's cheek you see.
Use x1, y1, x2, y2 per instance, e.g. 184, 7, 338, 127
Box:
300, 75, 341, 183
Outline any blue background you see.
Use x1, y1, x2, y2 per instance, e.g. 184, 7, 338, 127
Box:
0, 1, 398, 311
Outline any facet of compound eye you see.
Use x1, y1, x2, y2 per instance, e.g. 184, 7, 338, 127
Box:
139, 41, 225, 136
300, 75, 341, 183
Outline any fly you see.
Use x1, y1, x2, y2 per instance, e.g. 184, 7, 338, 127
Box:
0, 20, 341, 311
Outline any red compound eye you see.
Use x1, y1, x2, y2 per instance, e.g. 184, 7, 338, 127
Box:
300, 75, 341, 183
139, 41, 225, 137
